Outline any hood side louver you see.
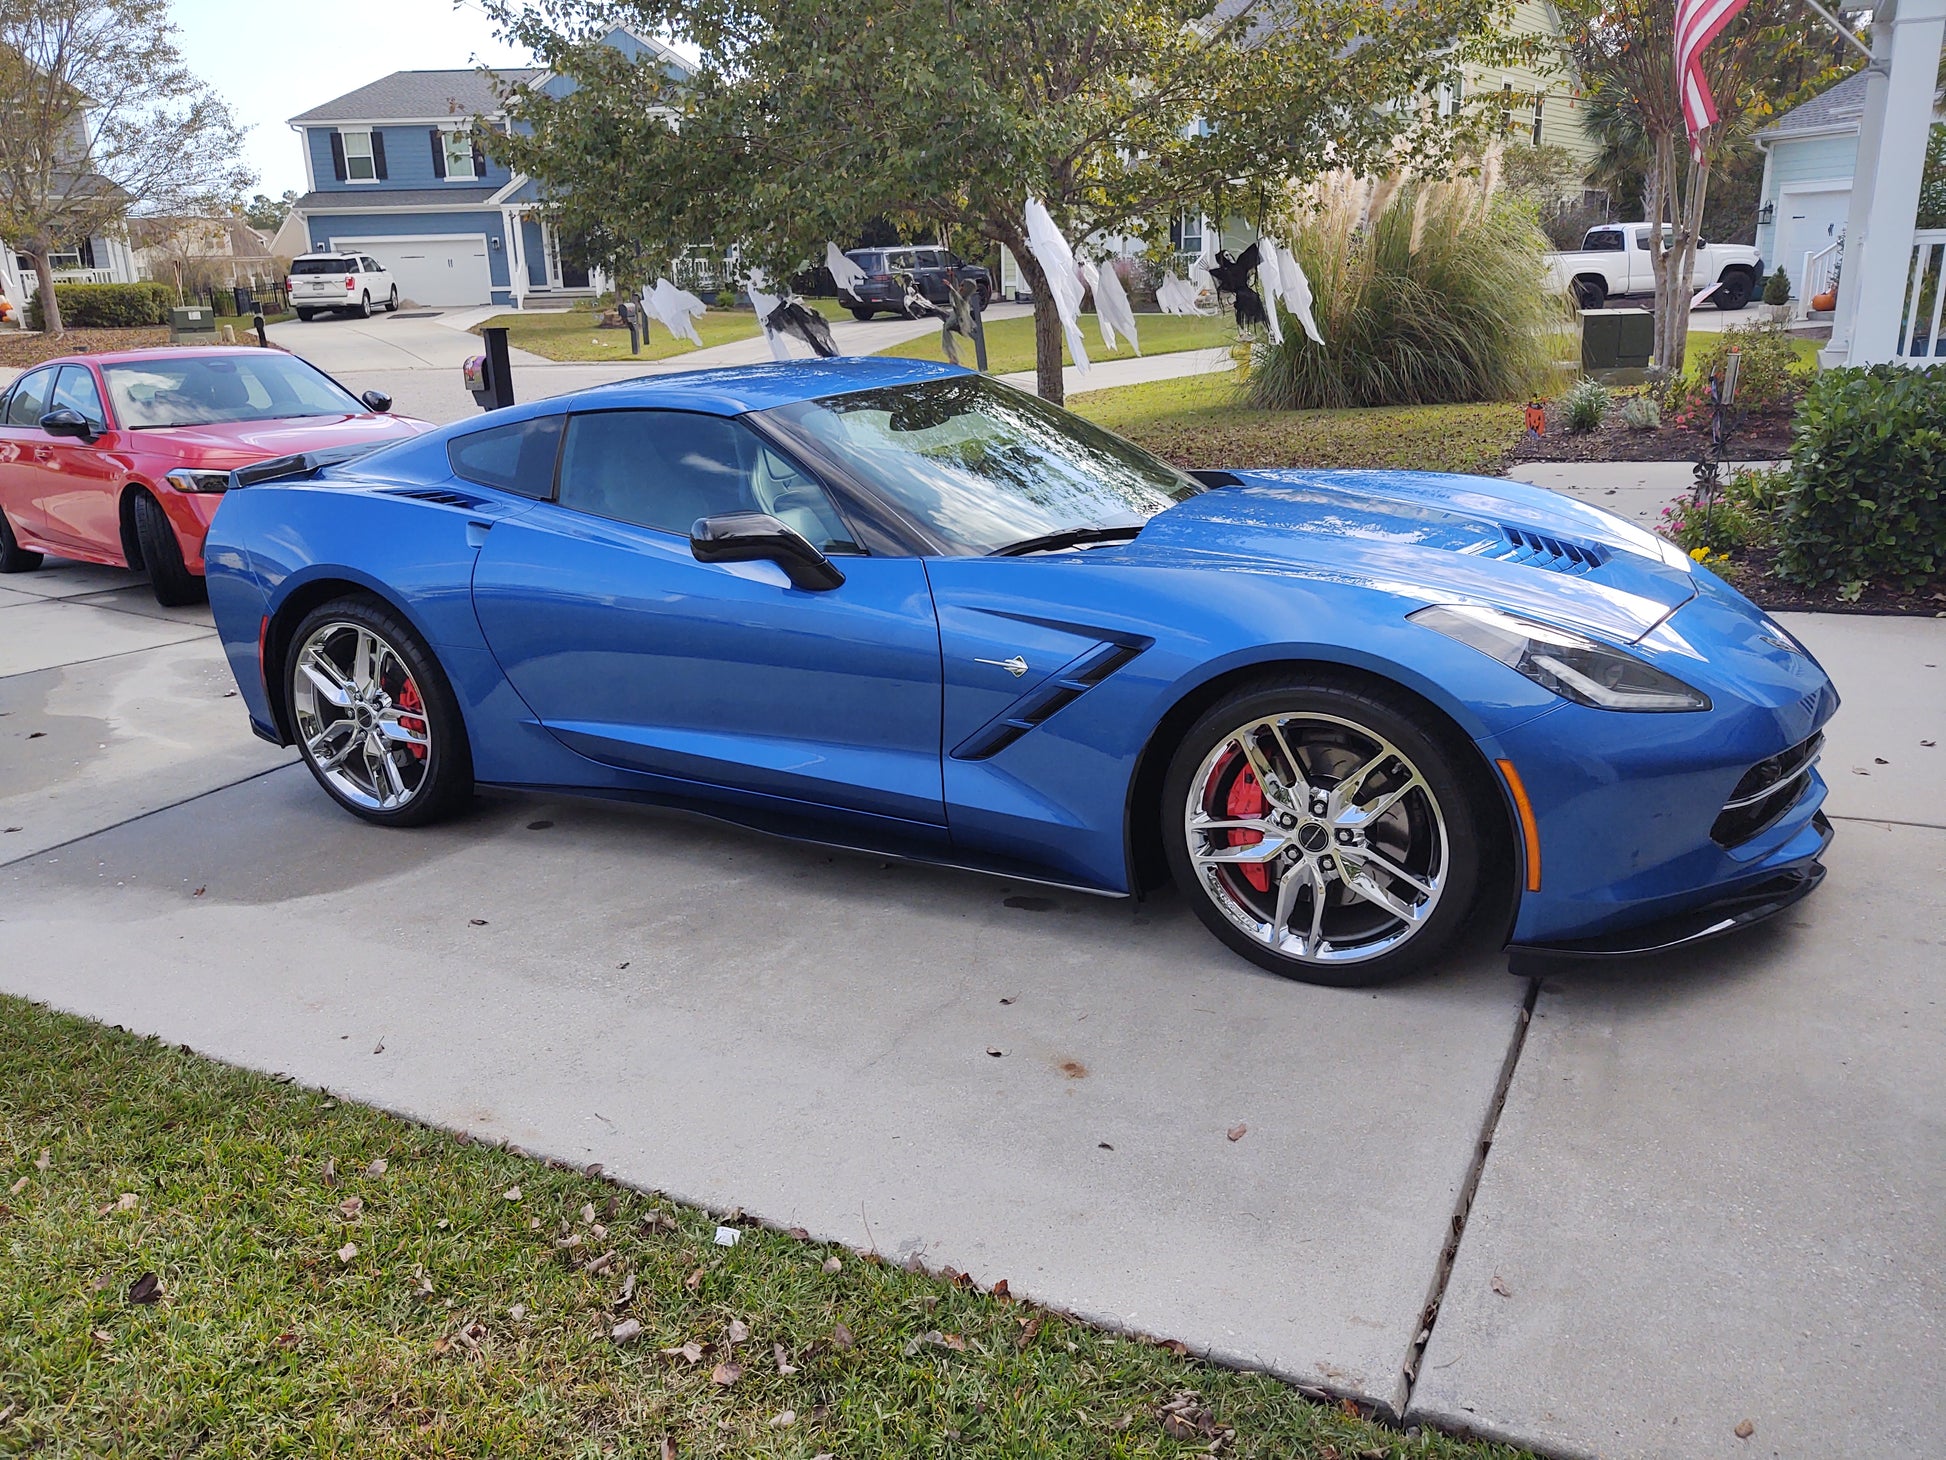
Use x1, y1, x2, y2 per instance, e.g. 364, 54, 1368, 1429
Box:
1481, 526, 1612, 575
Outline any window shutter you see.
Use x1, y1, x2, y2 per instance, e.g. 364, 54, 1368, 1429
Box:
430, 128, 446, 179
371, 130, 388, 180
329, 130, 346, 182
472, 139, 486, 177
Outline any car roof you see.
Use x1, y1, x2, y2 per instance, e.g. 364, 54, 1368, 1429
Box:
294, 251, 358, 258
7, 345, 301, 370
555, 356, 972, 416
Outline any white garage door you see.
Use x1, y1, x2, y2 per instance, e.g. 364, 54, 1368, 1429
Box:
333, 235, 492, 308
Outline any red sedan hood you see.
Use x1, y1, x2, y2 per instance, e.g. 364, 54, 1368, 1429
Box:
127, 413, 431, 467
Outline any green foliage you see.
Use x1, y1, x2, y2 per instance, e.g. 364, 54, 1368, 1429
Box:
25, 281, 172, 330
1778, 365, 1946, 591
1763, 266, 1791, 306
1674, 321, 1813, 420
241, 190, 299, 232
1561, 376, 1612, 432
1921, 124, 1946, 230
1618, 393, 1661, 429
1246, 177, 1562, 410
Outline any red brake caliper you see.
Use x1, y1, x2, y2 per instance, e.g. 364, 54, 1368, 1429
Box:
397, 678, 427, 761
1225, 757, 1270, 893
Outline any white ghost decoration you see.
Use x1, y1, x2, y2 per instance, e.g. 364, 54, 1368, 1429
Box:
1090, 258, 1141, 355
643, 277, 707, 346
1188, 234, 1218, 295
1263, 237, 1323, 345
825, 243, 867, 298
1023, 197, 1090, 375
1156, 271, 1203, 316
1254, 240, 1286, 346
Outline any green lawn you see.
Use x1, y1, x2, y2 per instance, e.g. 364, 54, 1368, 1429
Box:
878, 311, 1237, 375
0, 995, 1532, 1459
1070, 372, 1526, 475
476, 299, 850, 364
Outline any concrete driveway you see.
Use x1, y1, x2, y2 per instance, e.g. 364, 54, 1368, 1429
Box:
1, 490, 1941, 1457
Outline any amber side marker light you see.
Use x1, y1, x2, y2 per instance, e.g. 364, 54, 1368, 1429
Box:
1496, 758, 1543, 893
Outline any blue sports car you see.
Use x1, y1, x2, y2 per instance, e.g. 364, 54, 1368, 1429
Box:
204, 359, 1836, 986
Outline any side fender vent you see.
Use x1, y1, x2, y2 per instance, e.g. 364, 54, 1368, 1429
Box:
386, 486, 488, 510
952, 643, 1143, 761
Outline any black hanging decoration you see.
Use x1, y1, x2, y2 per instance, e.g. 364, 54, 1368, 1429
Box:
765, 299, 839, 358
1210, 243, 1268, 329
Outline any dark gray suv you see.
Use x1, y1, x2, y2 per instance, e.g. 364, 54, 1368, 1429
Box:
840, 246, 994, 320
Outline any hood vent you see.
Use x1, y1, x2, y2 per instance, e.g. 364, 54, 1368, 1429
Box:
1481, 526, 1611, 575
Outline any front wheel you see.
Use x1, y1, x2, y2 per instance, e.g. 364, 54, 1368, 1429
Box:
0, 508, 42, 572
1711, 272, 1753, 310
1571, 276, 1608, 311
849, 306, 875, 321
1162, 678, 1484, 986
131, 491, 205, 606
286, 597, 473, 827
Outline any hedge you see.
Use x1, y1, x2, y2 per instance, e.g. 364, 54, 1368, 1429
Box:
1779, 364, 1946, 591
25, 281, 175, 331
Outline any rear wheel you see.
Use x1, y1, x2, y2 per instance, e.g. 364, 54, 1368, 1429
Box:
1162, 678, 1484, 987
131, 491, 205, 606
0, 508, 42, 572
385, 286, 399, 313
355, 291, 372, 319
849, 306, 875, 321
296, 308, 316, 322
286, 597, 473, 827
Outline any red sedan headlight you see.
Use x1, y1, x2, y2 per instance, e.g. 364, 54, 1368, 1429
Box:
165, 470, 231, 494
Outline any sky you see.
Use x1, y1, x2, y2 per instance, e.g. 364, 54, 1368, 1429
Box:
166, 0, 536, 198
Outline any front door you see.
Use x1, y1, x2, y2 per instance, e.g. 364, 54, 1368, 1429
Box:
470, 407, 946, 828
32, 365, 122, 556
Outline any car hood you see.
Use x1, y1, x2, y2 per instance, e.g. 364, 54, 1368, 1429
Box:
1118, 469, 1699, 644
121, 413, 432, 467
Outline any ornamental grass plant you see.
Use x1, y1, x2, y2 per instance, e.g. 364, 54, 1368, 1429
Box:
1246, 168, 1566, 411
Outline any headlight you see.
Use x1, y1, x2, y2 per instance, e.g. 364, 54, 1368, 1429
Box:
1410, 603, 1711, 712
165, 470, 232, 494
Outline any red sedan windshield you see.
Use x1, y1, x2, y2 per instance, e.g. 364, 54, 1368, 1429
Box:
103, 354, 363, 429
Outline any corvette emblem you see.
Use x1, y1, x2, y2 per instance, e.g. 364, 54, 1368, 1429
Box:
977, 655, 1030, 678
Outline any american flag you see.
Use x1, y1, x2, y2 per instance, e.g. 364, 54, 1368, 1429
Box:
1675, 0, 1751, 155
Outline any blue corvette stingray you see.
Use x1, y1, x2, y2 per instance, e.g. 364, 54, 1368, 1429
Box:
205, 359, 1836, 985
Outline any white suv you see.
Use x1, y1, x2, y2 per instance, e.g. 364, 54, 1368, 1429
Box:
290, 253, 399, 321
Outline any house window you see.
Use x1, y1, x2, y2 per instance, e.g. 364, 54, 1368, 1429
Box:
1532, 95, 1545, 145
1177, 211, 1203, 257
442, 128, 476, 181
342, 129, 377, 182
1437, 76, 1464, 118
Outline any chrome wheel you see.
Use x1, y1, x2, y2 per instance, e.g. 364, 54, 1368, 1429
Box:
1184, 712, 1449, 966
292, 619, 434, 812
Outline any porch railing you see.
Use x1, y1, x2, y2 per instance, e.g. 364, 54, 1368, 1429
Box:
18, 267, 118, 291
1896, 229, 1946, 361
1796, 239, 1842, 319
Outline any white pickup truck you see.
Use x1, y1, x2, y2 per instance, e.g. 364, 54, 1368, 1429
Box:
1546, 224, 1763, 312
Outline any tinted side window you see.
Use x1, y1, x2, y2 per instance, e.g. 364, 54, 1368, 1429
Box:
448, 415, 563, 498
52, 366, 107, 430
556, 410, 761, 536
6, 368, 55, 427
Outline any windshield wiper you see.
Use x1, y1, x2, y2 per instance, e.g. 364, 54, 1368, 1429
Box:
988, 524, 1145, 557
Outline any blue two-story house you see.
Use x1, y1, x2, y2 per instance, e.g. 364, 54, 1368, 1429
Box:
286, 33, 693, 309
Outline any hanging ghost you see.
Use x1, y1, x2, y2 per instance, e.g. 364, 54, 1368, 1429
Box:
747, 268, 840, 360
1263, 238, 1324, 346
1254, 240, 1287, 346
935, 274, 984, 367
1209, 244, 1269, 330
1023, 198, 1090, 375
643, 277, 708, 346
1156, 271, 1204, 316
825, 242, 867, 299
1188, 234, 1218, 295
1086, 258, 1141, 355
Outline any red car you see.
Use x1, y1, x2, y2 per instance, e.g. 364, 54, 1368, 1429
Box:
0, 346, 432, 605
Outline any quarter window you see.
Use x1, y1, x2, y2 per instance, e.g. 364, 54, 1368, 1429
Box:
448, 415, 563, 498
342, 129, 376, 182
5, 367, 55, 427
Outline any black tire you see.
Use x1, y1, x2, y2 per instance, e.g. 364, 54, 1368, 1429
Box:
296, 308, 316, 322
1161, 675, 1485, 987
355, 292, 372, 319
285, 595, 474, 828
385, 287, 399, 313
1572, 276, 1608, 311
849, 306, 875, 321
0, 508, 43, 572
1711, 271, 1753, 310
131, 491, 205, 606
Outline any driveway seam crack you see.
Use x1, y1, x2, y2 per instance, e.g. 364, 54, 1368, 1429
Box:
0, 762, 295, 870
1395, 973, 1539, 1417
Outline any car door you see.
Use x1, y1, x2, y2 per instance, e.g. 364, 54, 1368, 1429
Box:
469, 407, 947, 830
0, 366, 61, 543
31, 364, 123, 557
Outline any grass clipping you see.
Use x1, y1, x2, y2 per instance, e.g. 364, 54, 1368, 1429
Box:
1248, 167, 1567, 412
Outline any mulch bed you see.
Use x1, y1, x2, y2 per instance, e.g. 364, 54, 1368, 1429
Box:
1509, 403, 1796, 464
0, 327, 171, 368
1724, 545, 1946, 617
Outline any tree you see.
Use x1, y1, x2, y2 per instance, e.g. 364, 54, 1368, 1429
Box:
1556, 0, 1857, 371
486, 0, 1523, 403
240, 190, 299, 232
0, 0, 252, 333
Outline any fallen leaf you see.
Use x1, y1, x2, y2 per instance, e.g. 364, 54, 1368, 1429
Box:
581, 1202, 597, 1224
126, 1272, 162, 1305
192, 886, 206, 897
774, 1342, 797, 1375
469, 918, 488, 926
33, 1150, 49, 1172
1158, 1338, 1189, 1357
365, 1158, 387, 1177
1227, 1123, 1248, 1142
727, 1317, 750, 1344
509, 1303, 526, 1320
372, 1041, 384, 1055
661, 1440, 677, 1460
338, 1196, 363, 1220
831, 1321, 855, 1350
709, 1360, 743, 1386
986, 1046, 1005, 1057
1922, 739, 1936, 748
1098, 1142, 1114, 1150
337, 1242, 358, 1263
320, 1158, 337, 1187
611, 1318, 643, 1344
614, 1272, 636, 1308
822, 1255, 842, 1274
91, 1329, 114, 1348
8, 1177, 25, 1196
1491, 1274, 1513, 1297
585, 1162, 604, 1178
503, 1186, 522, 1202
436, 1218, 450, 1229
273, 1328, 298, 1349
992, 1278, 1010, 1299
1016, 1315, 1042, 1348
935, 1330, 966, 1350
1874, 757, 1889, 765
684, 1266, 705, 1292
768, 1409, 796, 1428
90, 1271, 115, 1291
1734, 1419, 1755, 1439
999, 996, 1014, 1004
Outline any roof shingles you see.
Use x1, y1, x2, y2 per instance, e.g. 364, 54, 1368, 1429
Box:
289, 68, 541, 125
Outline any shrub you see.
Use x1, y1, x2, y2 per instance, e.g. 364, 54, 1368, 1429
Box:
1561, 376, 1612, 432
1763, 267, 1791, 306
1673, 321, 1810, 423
1778, 365, 1946, 591
1246, 173, 1564, 410
25, 281, 172, 330
1619, 394, 1661, 430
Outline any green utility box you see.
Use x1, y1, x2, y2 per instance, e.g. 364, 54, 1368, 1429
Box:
1580, 307, 1654, 384
169, 306, 217, 343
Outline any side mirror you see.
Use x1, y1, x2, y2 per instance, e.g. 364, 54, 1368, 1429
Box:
360, 389, 393, 413
691, 511, 845, 591
39, 407, 94, 441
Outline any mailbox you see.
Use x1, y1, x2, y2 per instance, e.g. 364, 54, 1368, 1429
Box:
465, 326, 515, 411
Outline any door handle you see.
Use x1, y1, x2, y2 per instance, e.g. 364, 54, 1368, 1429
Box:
464, 520, 493, 550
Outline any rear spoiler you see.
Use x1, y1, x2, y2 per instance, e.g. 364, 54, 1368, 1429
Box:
229, 442, 388, 490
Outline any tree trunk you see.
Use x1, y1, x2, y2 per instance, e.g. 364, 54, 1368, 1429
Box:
25, 244, 63, 334
1008, 243, 1067, 405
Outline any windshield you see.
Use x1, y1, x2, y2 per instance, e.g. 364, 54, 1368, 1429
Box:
104, 353, 365, 429
759, 374, 1201, 555
292, 257, 354, 274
